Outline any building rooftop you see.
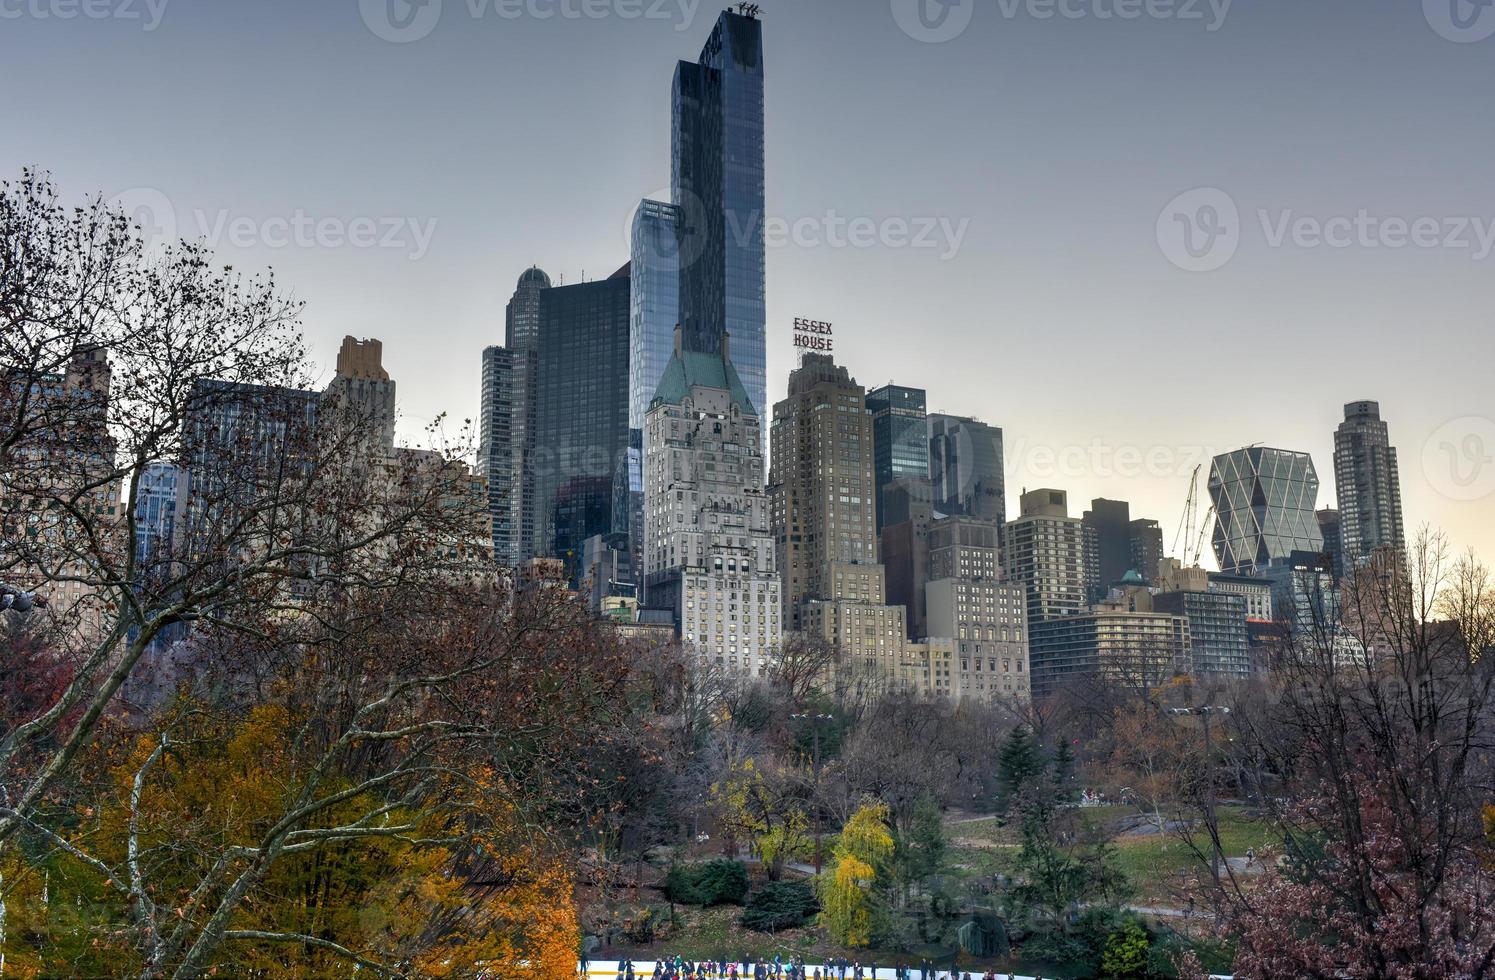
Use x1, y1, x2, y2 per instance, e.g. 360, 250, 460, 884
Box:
651, 344, 755, 417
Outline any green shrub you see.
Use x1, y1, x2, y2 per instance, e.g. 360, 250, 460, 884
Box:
1099, 920, 1150, 978
741, 880, 819, 932
664, 859, 749, 906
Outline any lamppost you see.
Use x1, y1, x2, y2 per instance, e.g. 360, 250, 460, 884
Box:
1167, 705, 1230, 885
790, 712, 833, 873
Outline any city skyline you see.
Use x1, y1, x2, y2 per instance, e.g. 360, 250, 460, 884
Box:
6, 0, 1492, 567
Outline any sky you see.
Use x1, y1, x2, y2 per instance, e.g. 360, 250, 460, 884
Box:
5, 0, 1494, 568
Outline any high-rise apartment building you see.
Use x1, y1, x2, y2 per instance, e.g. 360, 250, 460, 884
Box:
478, 345, 517, 564
643, 331, 780, 678
923, 515, 1030, 701
770, 354, 906, 685
865, 384, 929, 532
928, 414, 1006, 527
531, 269, 632, 574
1209, 446, 1323, 574
1081, 498, 1166, 600
1152, 589, 1249, 678
504, 266, 551, 561
1029, 608, 1191, 698
672, 8, 766, 420
1333, 401, 1405, 569
1129, 518, 1164, 584
1004, 489, 1089, 624
323, 336, 396, 455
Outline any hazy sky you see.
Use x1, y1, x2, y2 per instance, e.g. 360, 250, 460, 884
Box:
6, 0, 1494, 567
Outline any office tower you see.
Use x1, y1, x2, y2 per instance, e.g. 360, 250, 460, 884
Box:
1259, 549, 1338, 631
531, 268, 632, 574
505, 266, 551, 561
770, 354, 906, 684
672, 7, 767, 420
928, 414, 1006, 526
880, 476, 934, 640
624, 200, 682, 577
1333, 401, 1405, 568
923, 514, 1030, 701
1129, 518, 1164, 584
133, 462, 186, 568
642, 330, 780, 678
1004, 489, 1089, 624
322, 336, 396, 455
1317, 508, 1344, 581
1028, 608, 1191, 698
629, 200, 682, 435
478, 346, 517, 564
1152, 590, 1250, 678
865, 384, 929, 532
1209, 446, 1323, 574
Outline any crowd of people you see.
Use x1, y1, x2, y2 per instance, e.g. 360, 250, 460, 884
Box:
578, 957, 1020, 979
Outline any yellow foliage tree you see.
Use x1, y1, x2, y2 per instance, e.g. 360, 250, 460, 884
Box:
817, 801, 893, 947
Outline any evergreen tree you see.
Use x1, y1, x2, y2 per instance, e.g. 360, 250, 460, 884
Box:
996, 725, 1045, 816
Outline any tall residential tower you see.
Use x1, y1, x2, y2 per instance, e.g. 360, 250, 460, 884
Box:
672, 8, 767, 420
1333, 401, 1405, 569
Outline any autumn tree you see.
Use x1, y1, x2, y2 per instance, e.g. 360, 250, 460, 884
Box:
818, 801, 894, 947
1204, 530, 1495, 977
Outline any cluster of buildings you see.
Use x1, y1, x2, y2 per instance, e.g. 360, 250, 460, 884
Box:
455, 6, 1410, 702
6, 9, 1409, 708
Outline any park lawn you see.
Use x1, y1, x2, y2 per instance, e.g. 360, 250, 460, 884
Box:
1111, 806, 1277, 903
945, 805, 1278, 906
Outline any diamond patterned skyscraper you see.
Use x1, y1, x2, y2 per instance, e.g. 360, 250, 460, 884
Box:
1209, 446, 1324, 574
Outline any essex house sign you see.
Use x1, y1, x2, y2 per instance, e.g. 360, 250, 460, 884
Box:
792, 317, 834, 353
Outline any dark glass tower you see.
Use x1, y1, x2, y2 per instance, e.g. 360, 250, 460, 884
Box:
865, 384, 929, 532
928, 414, 1006, 526
672, 8, 766, 422
531, 268, 632, 576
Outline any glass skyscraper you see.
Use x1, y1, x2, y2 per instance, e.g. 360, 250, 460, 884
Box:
531, 268, 632, 576
865, 384, 929, 532
630, 199, 682, 434
1209, 446, 1324, 574
928, 414, 1006, 527
672, 8, 766, 422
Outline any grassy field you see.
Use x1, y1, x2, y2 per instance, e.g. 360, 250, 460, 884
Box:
947, 804, 1277, 905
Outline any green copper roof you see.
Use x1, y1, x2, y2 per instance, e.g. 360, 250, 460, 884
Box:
650, 349, 756, 417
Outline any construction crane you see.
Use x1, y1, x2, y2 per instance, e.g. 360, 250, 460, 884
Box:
1172, 465, 1216, 569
